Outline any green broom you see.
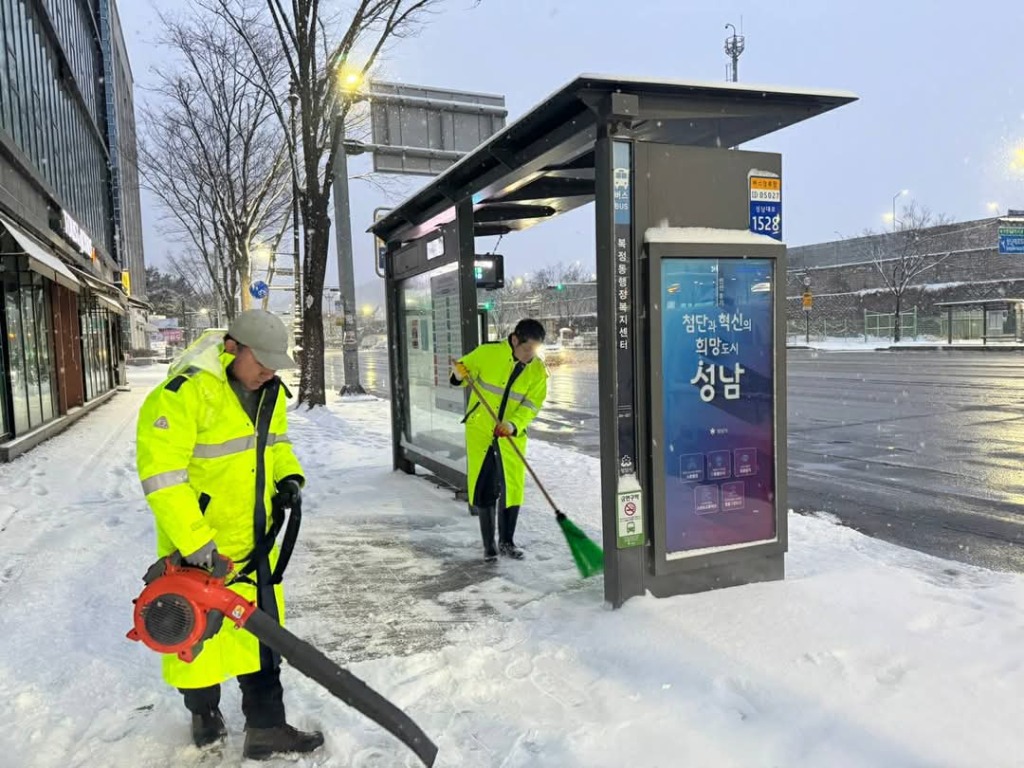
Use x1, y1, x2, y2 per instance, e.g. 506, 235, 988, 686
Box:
454, 360, 604, 578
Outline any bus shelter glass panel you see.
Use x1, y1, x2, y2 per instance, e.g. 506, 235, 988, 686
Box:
659, 257, 777, 557
399, 262, 467, 470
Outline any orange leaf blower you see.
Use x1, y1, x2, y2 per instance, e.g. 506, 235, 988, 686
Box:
128, 552, 437, 766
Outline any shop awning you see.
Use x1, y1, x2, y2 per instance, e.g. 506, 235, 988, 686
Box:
96, 294, 126, 316
127, 294, 154, 312
0, 216, 81, 293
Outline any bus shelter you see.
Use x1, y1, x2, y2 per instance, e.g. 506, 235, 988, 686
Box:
371, 74, 856, 607
936, 299, 1024, 345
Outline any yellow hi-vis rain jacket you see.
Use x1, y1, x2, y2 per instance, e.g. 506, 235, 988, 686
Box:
455, 341, 548, 508
135, 331, 304, 689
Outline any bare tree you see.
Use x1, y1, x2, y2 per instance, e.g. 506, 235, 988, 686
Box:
139, 7, 292, 322
866, 202, 954, 342
480, 277, 535, 339
532, 262, 597, 333
202, 0, 461, 406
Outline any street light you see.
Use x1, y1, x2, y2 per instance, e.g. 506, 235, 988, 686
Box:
987, 202, 1001, 215
891, 189, 909, 232
1010, 145, 1024, 173
337, 66, 364, 93
331, 64, 369, 395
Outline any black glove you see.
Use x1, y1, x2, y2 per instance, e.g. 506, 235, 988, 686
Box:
274, 475, 303, 509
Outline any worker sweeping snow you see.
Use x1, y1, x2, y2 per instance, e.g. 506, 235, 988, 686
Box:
451, 319, 550, 562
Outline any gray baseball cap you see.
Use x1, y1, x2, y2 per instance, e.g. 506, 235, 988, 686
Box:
227, 310, 296, 370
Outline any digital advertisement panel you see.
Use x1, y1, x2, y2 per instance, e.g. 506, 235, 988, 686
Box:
660, 257, 777, 557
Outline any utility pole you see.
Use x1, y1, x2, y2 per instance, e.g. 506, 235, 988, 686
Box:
332, 103, 365, 395
180, 297, 189, 346
725, 23, 746, 82
288, 80, 303, 348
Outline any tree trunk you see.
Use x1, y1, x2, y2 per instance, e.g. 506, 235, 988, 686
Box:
298, 195, 330, 406
235, 238, 252, 311
893, 293, 902, 344
239, 270, 252, 311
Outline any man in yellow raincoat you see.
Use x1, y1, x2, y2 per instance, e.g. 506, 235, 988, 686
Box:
135, 310, 323, 759
452, 319, 549, 561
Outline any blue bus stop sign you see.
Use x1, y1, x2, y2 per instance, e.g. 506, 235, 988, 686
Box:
249, 280, 269, 299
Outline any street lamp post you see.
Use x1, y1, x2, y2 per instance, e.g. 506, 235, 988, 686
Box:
892, 189, 909, 232
332, 81, 365, 395
288, 80, 303, 347
803, 275, 812, 345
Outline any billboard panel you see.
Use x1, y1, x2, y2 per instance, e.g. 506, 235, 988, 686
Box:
658, 257, 777, 557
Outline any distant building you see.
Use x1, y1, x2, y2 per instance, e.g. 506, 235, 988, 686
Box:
787, 217, 1024, 338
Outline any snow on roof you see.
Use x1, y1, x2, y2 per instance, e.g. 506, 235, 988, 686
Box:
644, 226, 783, 246
578, 73, 859, 101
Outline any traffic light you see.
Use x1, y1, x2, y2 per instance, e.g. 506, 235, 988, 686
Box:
547, 283, 565, 291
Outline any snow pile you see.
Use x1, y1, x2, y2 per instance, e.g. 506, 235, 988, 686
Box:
788, 338, 945, 351
0, 368, 1020, 767
645, 225, 782, 246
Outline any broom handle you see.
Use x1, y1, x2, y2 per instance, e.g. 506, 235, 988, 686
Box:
453, 358, 562, 516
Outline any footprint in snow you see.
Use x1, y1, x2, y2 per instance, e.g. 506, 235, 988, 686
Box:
504, 654, 533, 681
874, 659, 909, 687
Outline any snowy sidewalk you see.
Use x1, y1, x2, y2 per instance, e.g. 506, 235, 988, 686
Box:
0, 367, 1021, 767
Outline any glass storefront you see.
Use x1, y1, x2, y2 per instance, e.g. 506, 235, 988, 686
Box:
80, 300, 117, 401
1, 267, 59, 436
0, 316, 6, 438
399, 262, 467, 471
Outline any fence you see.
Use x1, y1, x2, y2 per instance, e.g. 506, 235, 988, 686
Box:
786, 317, 862, 344
864, 309, 918, 341
786, 309, 996, 345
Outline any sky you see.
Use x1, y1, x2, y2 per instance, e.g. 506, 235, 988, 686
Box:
118, 0, 1024, 298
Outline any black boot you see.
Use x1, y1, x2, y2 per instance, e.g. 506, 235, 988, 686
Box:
498, 505, 525, 560
243, 724, 325, 760
191, 707, 227, 748
475, 505, 498, 561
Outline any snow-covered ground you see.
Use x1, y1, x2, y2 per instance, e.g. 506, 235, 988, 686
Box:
788, 338, 969, 351
0, 366, 1021, 767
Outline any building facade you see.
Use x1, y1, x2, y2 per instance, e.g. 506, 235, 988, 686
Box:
100, 0, 146, 348
0, 0, 145, 455
786, 218, 1024, 340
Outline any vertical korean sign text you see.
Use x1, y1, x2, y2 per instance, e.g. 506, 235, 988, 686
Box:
660, 258, 777, 556
613, 141, 642, 549
749, 174, 782, 241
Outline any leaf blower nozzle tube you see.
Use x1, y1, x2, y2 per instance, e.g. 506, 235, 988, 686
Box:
127, 552, 438, 767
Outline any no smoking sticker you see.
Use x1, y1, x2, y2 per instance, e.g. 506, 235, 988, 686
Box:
617, 490, 644, 549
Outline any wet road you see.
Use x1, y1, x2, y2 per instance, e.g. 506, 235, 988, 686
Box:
787, 350, 1024, 572
327, 348, 1024, 573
